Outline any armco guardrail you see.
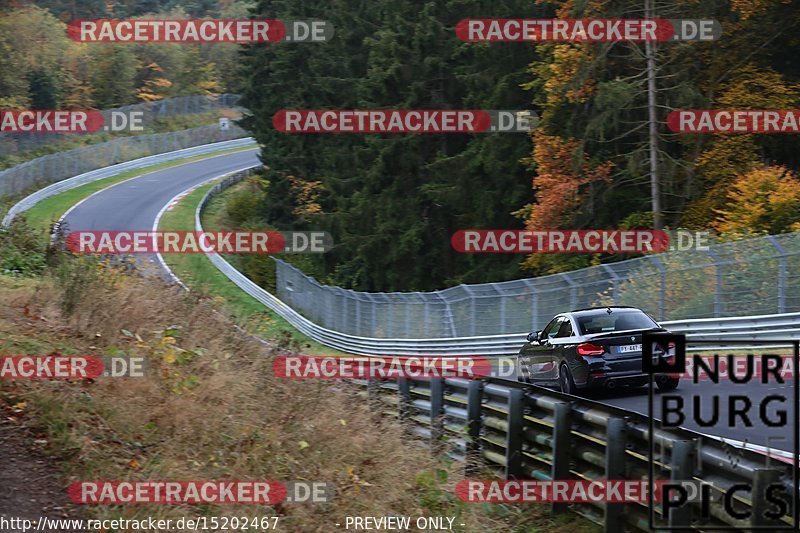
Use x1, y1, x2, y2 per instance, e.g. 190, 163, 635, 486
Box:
196, 170, 800, 356
2, 136, 257, 226
355, 369, 798, 531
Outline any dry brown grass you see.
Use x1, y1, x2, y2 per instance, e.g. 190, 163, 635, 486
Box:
0, 260, 599, 532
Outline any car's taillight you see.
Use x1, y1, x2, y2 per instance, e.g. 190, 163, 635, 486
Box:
577, 343, 605, 356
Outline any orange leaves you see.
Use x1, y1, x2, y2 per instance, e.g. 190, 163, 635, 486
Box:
524, 132, 613, 230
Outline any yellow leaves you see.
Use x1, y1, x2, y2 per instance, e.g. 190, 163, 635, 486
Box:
699, 66, 800, 185
298, 440, 310, 450
544, 44, 597, 104
287, 175, 325, 219
713, 166, 800, 235
731, 0, 792, 20
717, 66, 799, 110
162, 348, 177, 365
344, 466, 373, 494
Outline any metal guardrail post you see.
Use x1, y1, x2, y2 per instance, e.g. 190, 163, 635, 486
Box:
430, 378, 445, 451
668, 439, 695, 528
505, 388, 526, 479
397, 378, 411, 423
751, 468, 785, 528
551, 401, 572, 515
465, 379, 484, 476
604, 417, 628, 531
367, 378, 381, 414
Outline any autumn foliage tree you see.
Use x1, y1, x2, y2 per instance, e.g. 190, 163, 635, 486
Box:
713, 166, 800, 236
522, 132, 613, 231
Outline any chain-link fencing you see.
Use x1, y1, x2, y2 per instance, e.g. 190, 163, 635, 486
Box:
0, 94, 240, 156
276, 232, 800, 338
0, 123, 248, 198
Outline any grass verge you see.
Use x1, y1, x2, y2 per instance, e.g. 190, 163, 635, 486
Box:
157, 180, 340, 357
0, 263, 599, 532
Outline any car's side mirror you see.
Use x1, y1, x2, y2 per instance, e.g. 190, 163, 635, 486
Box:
527, 330, 541, 343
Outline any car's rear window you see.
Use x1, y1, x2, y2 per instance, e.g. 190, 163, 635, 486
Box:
577, 311, 658, 335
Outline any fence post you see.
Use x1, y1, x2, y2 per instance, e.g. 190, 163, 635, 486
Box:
465, 380, 484, 476
706, 249, 723, 317
551, 402, 572, 515
766, 236, 787, 313
561, 274, 578, 310
525, 279, 539, 332
430, 378, 445, 453
602, 264, 620, 305
668, 439, 695, 528
405, 300, 412, 337
505, 388, 525, 479
648, 256, 667, 321
604, 417, 628, 531
751, 468, 784, 528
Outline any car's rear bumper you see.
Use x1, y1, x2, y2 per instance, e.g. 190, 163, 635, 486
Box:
584, 371, 677, 388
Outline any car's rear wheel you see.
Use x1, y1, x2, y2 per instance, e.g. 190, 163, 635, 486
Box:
657, 376, 680, 391
559, 364, 577, 395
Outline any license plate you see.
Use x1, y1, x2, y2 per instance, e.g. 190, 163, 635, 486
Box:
618, 344, 642, 353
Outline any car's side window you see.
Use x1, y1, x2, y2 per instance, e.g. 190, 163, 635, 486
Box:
542, 317, 563, 339
556, 318, 574, 338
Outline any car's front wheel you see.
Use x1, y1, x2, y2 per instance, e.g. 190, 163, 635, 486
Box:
558, 363, 577, 395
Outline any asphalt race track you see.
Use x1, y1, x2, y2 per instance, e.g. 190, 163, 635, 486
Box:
62, 148, 260, 278
595, 374, 796, 453
60, 149, 797, 454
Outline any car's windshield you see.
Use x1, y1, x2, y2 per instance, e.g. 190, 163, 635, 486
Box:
577, 310, 659, 335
